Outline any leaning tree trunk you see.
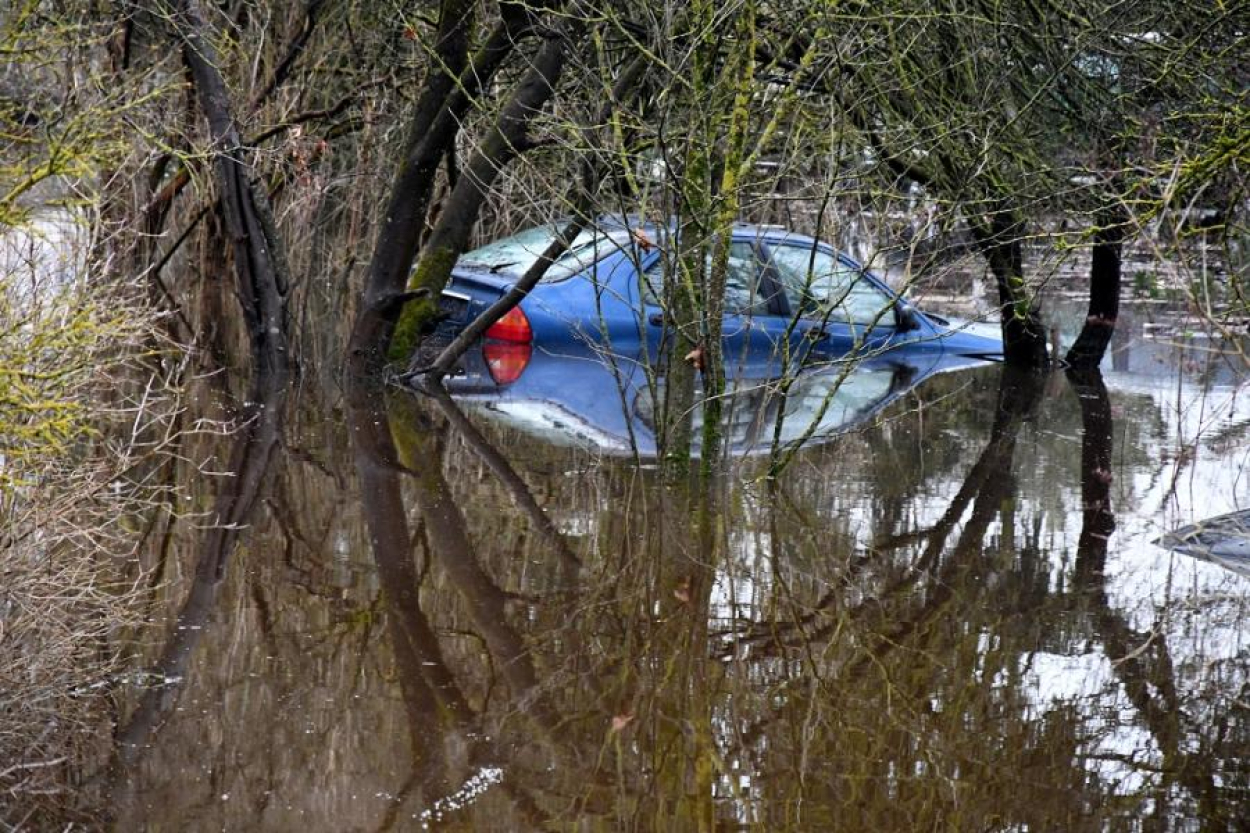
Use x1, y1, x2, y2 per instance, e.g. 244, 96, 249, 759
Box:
418, 52, 651, 379
116, 0, 300, 771
387, 21, 579, 362
174, 0, 289, 379
348, 2, 537, 374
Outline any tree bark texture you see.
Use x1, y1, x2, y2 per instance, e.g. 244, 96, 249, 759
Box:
175, 0, 290, 379
419, 51, 650, 378
349, 2, 536, 373
1065, 215, 1125, 369
388, 21, 580, 362
969, 211, 1051, 367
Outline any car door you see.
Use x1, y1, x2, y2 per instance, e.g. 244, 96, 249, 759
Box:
639, 241, 783, 376
762, 241, 905, 361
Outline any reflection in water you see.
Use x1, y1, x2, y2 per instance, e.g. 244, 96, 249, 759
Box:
1069, 369, 1238, 830
103, 345, 1250, 829
348, 379, 553, 826
446, 342, 989, 460
109, 370, 289, 815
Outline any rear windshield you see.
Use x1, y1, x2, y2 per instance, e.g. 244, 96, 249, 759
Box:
458, 225, 634, 281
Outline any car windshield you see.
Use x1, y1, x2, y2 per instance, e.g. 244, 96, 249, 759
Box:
458, 225, 634, 281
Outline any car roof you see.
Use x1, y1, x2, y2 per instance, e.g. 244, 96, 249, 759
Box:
593, 214, 818, 245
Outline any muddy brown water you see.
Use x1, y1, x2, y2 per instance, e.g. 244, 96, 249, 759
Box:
101, 302, 1249, 831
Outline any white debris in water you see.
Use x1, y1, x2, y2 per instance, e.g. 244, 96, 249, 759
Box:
415, 766, 504, 826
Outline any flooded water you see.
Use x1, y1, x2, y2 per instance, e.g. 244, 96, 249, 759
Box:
98, 301, 1249, 831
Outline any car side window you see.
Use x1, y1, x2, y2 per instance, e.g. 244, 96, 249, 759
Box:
642, 242, 766, 316
768, 244, 894, 325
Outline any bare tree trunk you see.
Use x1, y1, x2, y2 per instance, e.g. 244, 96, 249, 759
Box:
699, 0, 756, 474
418, 53, 651, 378
1066, 209, 1126, 369
969, 210, 1051, 367
387, 21, 580, 362
348, 2, 536, 374
174, 0, 290, 379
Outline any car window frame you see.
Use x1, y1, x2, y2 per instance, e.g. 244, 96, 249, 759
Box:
760, 239, 902, 328
639, 241, 787, 319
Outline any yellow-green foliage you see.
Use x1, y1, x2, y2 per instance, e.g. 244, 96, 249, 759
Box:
0, 232, 140, 491
0, 7, 175, 481
2, 292, 97, 484
1, 3, 170, 227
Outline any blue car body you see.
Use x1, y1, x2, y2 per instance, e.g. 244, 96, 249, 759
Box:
431, 218, 1002, 385
425, 219, 1004, 458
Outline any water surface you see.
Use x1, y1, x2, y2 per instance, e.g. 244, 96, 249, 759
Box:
106, 307, 1250, 830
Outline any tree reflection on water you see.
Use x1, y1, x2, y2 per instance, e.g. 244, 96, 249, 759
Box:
104, 354, 1249, 831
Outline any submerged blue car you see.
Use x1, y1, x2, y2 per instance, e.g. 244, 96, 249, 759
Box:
431, 218, 1002, 385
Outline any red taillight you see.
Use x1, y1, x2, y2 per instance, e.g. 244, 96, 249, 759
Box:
483, 341, 531, 384
483, 306, 532, 343
481, 306, 532, 384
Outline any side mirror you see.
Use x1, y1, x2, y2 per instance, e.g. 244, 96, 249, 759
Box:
895, 301, 921, 332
